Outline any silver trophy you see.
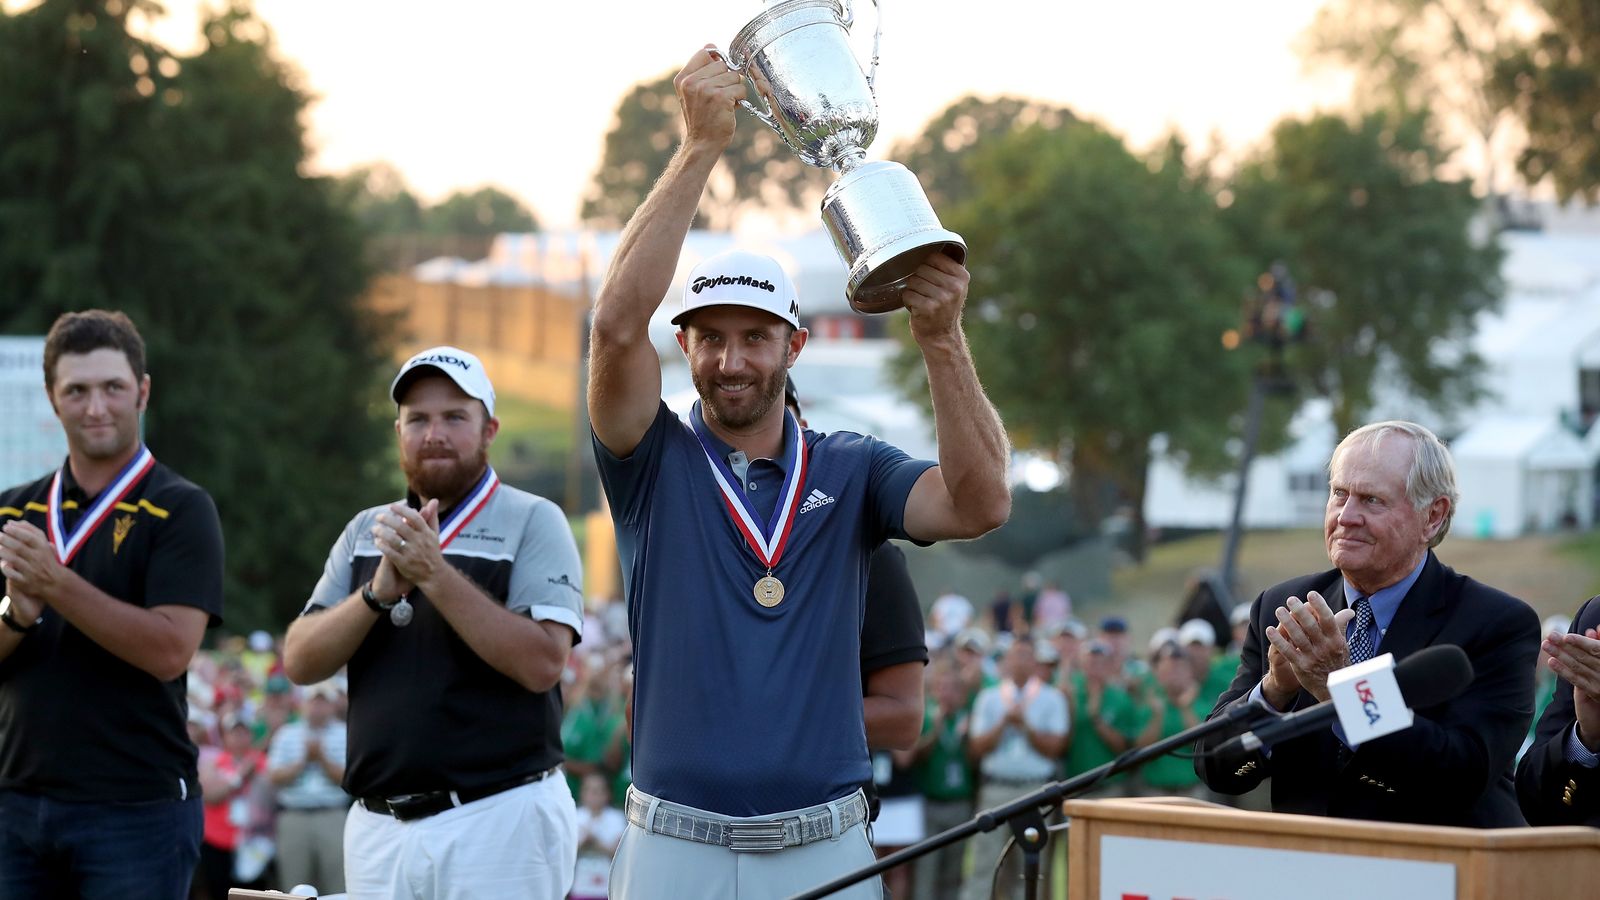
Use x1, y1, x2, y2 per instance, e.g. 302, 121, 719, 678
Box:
717, 0, 965, 314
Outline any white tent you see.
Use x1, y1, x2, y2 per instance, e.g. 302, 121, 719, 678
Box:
1451, 415, 1595, 539
1145, 222, 1600, 538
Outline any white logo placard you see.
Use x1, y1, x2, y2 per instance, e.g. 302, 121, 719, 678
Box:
1327, 652, 1414, 746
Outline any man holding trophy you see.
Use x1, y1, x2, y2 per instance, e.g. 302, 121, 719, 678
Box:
586, 26, 1012, 900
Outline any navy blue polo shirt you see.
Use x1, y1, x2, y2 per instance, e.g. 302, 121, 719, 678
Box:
594, 401, 934, 816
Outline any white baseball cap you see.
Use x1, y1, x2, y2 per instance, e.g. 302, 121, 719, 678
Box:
1178, 618, 1217, 647
1229, 601, 1253, 627
390, 346, 496, 417
1149, 626, 1181, 652
672, 249, 801, 329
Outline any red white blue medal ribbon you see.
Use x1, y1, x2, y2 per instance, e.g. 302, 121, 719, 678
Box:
47, 444, 156, 565
434, 466, 500, 549
388, 466, 498, 629
691, 405, 808, 572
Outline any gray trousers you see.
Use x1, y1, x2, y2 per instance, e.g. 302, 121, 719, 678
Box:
274, 804, 349, 894
913, 798, 972, 900
611, 791, 881, 900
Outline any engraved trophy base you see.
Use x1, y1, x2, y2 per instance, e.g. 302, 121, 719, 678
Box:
821, 160, 967, 314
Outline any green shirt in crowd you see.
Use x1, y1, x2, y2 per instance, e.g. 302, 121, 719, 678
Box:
560, 696, 623, 798
914, 698, 976, 803
1063, 671, 1140, 782
1133, 691, 1210, 791
1202, 655, 1237, 710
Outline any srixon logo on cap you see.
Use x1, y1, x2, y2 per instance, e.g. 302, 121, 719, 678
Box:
411, 353, 473, 372
691, 274, 776, 294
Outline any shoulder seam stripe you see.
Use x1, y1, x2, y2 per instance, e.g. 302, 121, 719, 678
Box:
109, 500, 170, 519
352, 548, 516, 562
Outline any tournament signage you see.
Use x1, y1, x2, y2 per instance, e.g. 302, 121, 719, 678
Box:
0, 337, 67, 491
1099, 836, 1454, 900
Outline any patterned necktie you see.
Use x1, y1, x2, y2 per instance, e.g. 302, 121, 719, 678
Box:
1348, 596, 1377, 665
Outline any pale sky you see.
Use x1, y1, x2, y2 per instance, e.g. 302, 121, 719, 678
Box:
18, 0, 1352, 228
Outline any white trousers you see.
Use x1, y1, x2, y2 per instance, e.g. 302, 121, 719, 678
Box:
344, 773, 577, 900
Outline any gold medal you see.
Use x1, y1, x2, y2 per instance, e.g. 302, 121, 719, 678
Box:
754, 575, 785, 608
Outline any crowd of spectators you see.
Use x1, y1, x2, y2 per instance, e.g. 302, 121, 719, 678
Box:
188, 580, 1570, 900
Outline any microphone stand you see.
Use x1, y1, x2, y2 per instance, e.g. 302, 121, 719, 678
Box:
789, 701, 1269, 900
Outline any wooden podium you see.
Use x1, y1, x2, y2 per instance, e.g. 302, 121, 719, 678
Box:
1061, 797, 1600, 900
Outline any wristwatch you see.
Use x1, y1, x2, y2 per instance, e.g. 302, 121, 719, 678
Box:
361, 581, 398, 614
0, 595, 43, 634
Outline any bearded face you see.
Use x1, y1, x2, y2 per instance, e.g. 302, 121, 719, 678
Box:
691, 358, 788, 431
677, 305, 800, 434
395, 375, 496, 505
401, 437, 489, 504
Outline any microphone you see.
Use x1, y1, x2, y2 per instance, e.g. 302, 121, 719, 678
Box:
1212, 643, 1474, 758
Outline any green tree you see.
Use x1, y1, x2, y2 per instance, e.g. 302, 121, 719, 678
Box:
1222, 109, 1502, 436
332, 167, 535, 270
890, 94, 1073, 211
580, 69, 830, 230
1304, 0, 1530, 194
1493, 0, 1600, 201
894, 114, 1259, 560
334, 167, 537, 237
0, 0, 396, 634
333, 162, 425, 236
422, 185, 538, 237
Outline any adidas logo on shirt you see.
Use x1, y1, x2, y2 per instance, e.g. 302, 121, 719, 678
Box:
799, 488, 835, 515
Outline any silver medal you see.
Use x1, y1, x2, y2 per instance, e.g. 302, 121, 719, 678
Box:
389, 596, 414, 627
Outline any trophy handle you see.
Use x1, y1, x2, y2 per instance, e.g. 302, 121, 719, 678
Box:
839, 0, 882, 95
707, 46, 826, 167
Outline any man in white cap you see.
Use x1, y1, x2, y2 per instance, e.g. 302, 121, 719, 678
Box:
586, 45, 1012, 900
1177, 618, 1233, 707
283, 346, 585, 898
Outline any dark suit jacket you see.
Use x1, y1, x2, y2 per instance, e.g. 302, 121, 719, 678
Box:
1516, 595, 1600, 826
1194, 551, 1539, 828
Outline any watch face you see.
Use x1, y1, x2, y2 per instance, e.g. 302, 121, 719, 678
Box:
1, 595, 38, 627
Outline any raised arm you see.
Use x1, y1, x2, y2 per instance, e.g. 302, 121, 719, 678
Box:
899, 254, 1012, 542
588, 47, 744, 457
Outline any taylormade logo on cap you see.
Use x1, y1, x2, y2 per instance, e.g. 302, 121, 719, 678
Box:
691, 274, 776, 295
672, 248, 801, 330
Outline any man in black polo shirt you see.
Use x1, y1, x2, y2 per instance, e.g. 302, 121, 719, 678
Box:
284, 346, 584, 899
0, 310, 224, 900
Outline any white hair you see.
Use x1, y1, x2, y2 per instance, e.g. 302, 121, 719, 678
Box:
1330, 420, 1458, 547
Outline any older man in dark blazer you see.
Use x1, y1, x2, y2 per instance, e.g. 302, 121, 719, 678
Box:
1195, 421, 1539, 827
1517, 596, 1600, 826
